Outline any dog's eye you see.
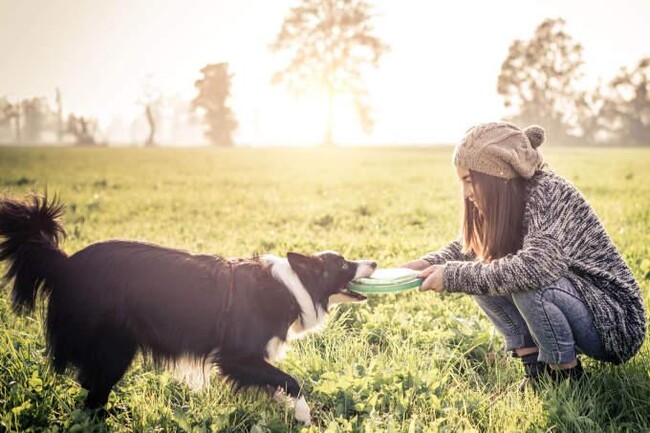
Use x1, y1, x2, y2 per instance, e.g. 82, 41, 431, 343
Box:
342, 263, 349, 270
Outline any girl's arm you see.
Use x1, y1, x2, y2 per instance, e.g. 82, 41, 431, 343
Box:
443, 230, 567, 295
401, 239, 471, 271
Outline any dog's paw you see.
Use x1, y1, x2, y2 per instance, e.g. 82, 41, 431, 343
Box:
294, 396, 311, 426
273, 389, 311, 425
272, 387, 291, 404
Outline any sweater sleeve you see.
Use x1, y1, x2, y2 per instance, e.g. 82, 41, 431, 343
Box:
443, 231, 568, 296
420, 239, 473, 265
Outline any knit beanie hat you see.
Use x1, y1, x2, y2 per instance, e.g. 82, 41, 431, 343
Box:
452, 121, 545, 179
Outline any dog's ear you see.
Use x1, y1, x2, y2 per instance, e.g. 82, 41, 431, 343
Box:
287, 252, 314, 277
287, 252, 314, 272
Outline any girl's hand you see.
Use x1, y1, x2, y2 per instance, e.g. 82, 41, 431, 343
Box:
417, 265, 445, 292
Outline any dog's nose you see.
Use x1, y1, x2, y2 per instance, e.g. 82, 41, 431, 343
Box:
370, 261, 378, 269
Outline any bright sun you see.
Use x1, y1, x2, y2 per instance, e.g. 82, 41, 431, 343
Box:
259, 90, 366, 146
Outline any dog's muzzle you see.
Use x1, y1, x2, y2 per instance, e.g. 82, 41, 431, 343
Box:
353, 260, 377, 279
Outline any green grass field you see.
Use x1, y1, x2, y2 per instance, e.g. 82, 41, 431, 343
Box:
1, 146, 649, 432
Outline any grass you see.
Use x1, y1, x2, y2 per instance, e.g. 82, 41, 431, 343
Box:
0, 145, 649, 432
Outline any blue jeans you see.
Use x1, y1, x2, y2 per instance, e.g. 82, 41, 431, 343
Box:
473, 277, 610, 364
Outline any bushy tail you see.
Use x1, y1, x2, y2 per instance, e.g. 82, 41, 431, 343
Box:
0, 194, 67, 313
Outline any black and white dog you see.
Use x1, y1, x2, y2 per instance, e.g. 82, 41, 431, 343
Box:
0, 195, 376, 424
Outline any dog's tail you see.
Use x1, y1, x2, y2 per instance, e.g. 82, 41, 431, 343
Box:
0, 194, 67, 314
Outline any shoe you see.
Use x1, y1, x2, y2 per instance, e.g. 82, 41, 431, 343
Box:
547, 358, 585, 382
518, 357, 585, 392
517, 352, 549, 393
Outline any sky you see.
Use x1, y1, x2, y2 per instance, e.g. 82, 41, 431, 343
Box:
1, 0, 649, 145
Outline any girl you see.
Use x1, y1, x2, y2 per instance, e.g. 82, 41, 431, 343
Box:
403, 121, 646, 390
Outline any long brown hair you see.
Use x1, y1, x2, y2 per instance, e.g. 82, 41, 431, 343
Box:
462, 170, 528, 262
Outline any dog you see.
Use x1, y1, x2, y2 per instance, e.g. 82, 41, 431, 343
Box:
0, 195, 376, 425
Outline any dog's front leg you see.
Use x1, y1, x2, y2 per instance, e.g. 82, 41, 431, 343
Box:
220, 357, 311, 425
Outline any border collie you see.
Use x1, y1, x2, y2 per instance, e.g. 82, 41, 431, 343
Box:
0, 195, 376, 425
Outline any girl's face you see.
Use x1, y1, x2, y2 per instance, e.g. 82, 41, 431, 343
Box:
455, 165, 478, 208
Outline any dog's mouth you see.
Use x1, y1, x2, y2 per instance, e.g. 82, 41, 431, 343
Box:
327, 259, 376, 305
330, 259, 376, 303
329, 286, 367, 304
341, 286, 367, 301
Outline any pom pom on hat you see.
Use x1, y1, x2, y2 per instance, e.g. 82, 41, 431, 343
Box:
524, 125, 545, 149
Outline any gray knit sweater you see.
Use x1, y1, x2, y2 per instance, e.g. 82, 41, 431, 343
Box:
422, 170, 646, 363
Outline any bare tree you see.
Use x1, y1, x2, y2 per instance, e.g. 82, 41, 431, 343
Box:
138, 74, 162, 147
55, 87, 64, 142
271, 0, 389, 146
192, 63, 238, 147
144, 105, 156, 146
498, 18, 584, 144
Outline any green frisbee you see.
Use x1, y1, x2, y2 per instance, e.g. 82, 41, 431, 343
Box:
347, 268, 423, 294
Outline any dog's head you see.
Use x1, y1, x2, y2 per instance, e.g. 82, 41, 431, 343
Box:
286, 251, 376, 307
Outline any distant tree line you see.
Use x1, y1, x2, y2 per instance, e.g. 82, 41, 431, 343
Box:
0, 0, 387, 148
498, 18, 650, 146
0, 90, 97, 145
2, 12, 646, 147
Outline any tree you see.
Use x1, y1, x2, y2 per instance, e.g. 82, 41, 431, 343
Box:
192, 63, 237, 147
271, 0, 389, 146
601, 57, 650, 145
497, 18, 584, 144
21, 97, 50, 143
55, 88, 64, 142
144, 105, 156, 146
67, 114, 97, 145
0, 97, 21, 142
138, 74, 162, 147
574, 83, 609, 144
